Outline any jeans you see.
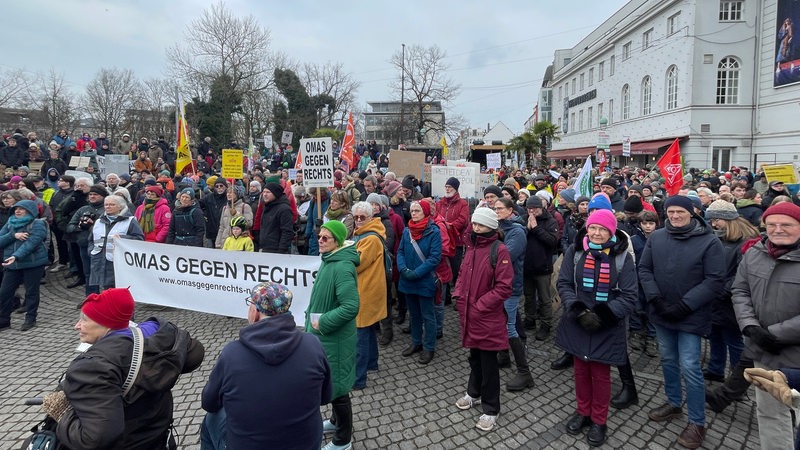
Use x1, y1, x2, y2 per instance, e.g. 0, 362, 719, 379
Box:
434, 295, 444, 334
706, 325, 744, 377
654, 324, 705, 426
200, 409, 227, 450
406, 293, 436, 351
355, 327, 378, 388
504, 295, 520, 338
0, 266, 44, 325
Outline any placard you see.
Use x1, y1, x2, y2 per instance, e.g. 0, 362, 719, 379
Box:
281, 131, 294, 145
622, 135, 631, 157
388, 150, 426, 180
221, 148, 244, 179
104, 154, 132, 177
486, 152, 502, 170
264, 134, 273, 150
762, 163, 799, 184
300, 137, 334, 188
68, 156, 92, 168
431, 165, 478, 198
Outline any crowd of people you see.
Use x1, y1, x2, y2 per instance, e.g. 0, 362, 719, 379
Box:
4, 127, 800, 449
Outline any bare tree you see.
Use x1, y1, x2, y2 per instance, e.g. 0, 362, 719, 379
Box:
128, 77, 178, 142
300, 61, 360, 128
390, 44, 460, 143
24, 68, 79, 137
83, 68, 140, 141
0, 68, 29, 108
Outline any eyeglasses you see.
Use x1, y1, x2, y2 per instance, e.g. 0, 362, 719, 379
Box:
215, 185, 226, 189
766, 223, 798, 231
318, 235, 333, 243
353, 215, 369, 222
493, 206, 508, 211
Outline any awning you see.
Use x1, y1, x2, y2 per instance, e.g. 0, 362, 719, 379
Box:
629, 138, 680, 155
548, 146, 596, 159
552, 137, 687, 159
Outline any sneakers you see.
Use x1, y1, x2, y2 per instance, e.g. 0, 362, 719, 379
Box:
476, 414, 497, 431
455, 394, 480, 410
322, 419, 336, 435
20, 321, 36, 332
49, 263, 66, 273
320, 441, 352, 450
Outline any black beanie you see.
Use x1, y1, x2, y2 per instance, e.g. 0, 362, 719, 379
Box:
445, 177, 460, 191
265, 182, 284, 199
623, 195, 643, 213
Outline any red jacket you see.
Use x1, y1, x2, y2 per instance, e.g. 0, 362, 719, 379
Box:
454, 233, 514, 351
430, 215, 453, 283
435, 193, 469, 247
135, 197, 172, 243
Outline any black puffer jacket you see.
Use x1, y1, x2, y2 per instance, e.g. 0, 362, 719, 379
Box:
259, 195, 294, 254
712, 238, 746, 330
57, 318, 204, 450
523, 208, 559, 275
166, 203, 205, 247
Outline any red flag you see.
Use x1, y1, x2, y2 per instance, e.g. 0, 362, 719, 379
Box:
294, 147, 303, 169
655, 138, 683, 196
340, 112, 355, 170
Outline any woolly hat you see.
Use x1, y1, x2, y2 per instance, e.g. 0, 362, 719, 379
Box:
246, 282, 293, 316
628, 184, 644, 195
88, 185, 109, 198
536, 189, 554, 204
119, 173, 131, 182
483, 185, 503, 198
81, 288, 135, 330
401, 177, 415, 190
207, 175, 220, 187
704, 199, 739, 221
264, 182, 284, 199
9, 175, 22, 184
445, 177, 460, 191
502, 186, 516, 199
623, 195, 644, 214
600, 178, 617, 189
179, 187, 195, 199
143, 178, 157, 187
321, 220, 347, 246
526, 195, 544, 209
145, 185, 164, 197
384, 180, 402, 198
366, 193, 383, 208
17, 166, 29, 173
763, 202, 800, 224
559, 188, 576, 204
663, 195, 695, 214
471, 207, 499, 230
414, 200, 431, 217
588, 193, 613, 211
576, 195, 591, 205
586, 209, 618, 235
518, 188, 531, 199
232, 184, 246, 200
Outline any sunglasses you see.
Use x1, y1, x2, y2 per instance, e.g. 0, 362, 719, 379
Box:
353, 215, 369, 222
318, 235, 333, 243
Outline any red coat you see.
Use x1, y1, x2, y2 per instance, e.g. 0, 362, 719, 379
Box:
135, 197, 172, 243
454, 233, 514, 351
436, 193, 469, 247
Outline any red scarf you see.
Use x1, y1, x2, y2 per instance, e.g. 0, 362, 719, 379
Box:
408, 218, 429, 241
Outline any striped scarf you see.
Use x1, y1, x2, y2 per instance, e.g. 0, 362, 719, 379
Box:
581, 235, 617, 303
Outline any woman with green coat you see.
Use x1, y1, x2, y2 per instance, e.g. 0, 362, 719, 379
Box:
306, 219, 360, 450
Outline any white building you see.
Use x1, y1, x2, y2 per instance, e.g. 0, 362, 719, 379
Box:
544, 0, 800, 171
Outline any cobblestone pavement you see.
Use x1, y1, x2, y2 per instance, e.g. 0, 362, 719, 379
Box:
0, 270, 761, 449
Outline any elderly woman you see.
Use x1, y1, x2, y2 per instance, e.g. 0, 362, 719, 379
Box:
134, 185, 170, 243
453, 207, 514, 432
397, 200, 442, 365
215, 185, 253, 248
351, 201, 388, 390
45, 288, 204, 448
90, 195, 144, 291
0, 200, 49, 331
305, 220, 359, 450
325, 189, 354, 239
556, 209, 637, 446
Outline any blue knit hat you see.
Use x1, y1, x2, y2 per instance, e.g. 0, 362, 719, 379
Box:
587, 193, 613, 212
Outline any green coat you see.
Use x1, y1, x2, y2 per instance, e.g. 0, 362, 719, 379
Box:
305, 242, 360, 399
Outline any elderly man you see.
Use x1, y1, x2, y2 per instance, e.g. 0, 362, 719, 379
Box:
732, 202, 800, 450
105, 173, 124, 195
639, 195, 724, 449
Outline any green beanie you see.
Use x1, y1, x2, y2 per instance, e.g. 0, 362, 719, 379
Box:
321, 220, 347, 247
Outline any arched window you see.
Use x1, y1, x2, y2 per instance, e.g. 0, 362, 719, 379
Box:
666, 65, 678, 110
621, 84, 630, 120
716, 57, 740, 104
641, 76, 652, 115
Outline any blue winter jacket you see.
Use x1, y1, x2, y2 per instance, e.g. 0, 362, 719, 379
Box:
0, 202, 49, 270
397, 220, 442, 298
499, 217, 526, 297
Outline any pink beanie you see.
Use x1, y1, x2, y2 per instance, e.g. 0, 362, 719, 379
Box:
586, 209, 618, 235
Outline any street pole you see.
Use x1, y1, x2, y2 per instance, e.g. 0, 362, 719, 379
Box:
399, 43, 405, 150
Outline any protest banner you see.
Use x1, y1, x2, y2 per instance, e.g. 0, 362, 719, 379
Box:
388, 150, 426, 180
431, 165, 478, 198
486, 152, 502, 170
104, 154, 130, 178
300, 137, 334, 188
114, 238, 321, 323
68, 156, 91, 169
762, 163, 799, 184
281, 131, 293, 145
221, 148, 244, 179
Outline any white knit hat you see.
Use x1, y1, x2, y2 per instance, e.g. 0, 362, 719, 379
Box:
471, 207, 499, 230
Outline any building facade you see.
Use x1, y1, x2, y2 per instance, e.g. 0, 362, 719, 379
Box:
544, 0, 799, 171
363, 101, 445, 152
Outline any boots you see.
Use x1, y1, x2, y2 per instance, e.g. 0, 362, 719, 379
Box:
497, 350, 511, 368
394, 309, 406, 325
551, 351, 574, 370
706, 358, 754, 413
379, 318, 393, 346
611, 362, 639, 409
507, 337, 535, 391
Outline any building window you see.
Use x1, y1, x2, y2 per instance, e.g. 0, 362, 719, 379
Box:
666, 65, 678, 110
609, 99, 614, 123
622, 42, 631, 60
578, 110, 584, 131
589, 68, 594, 86
571, 78, 576, 95
641, 76, 652, 116
570, 112, 575, 130
610, 56, 615, 75
599, 61, 605, 80
716, 57, 740, 104
712, 147, 732, 171
558, 86, 563, 102
643, 29, 653, 50
621, 85, 630, 120
719, 1, 743, 22
598, 103, 604, 124
557, 117, 562, 131
667, 12, 681, 35
588, 106, 594, 128
580, 73, 585, 91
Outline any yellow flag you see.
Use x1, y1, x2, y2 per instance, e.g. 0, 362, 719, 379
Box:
175, 94, 192, 174
440, 136, 448, 156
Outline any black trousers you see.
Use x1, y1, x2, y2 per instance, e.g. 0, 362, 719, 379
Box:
329, 394, 352, 445
467, 348, 501, 415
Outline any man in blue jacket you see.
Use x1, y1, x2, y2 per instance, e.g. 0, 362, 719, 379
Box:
639, 195, 724, 449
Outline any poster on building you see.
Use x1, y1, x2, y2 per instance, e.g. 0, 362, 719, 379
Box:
431, 165, 478, 198
774, 0, 800, 87
221, 148, 244, 179
300, 137, 334, 188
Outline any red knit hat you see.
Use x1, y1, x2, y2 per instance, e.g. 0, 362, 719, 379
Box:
415, 200, 431, 217
81, 288, 135, 330
763, 202, 800, 224
145, 185, 164, 197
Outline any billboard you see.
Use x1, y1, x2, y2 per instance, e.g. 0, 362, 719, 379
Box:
775, 0, 800, 87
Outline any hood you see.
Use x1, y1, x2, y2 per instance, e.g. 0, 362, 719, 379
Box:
499, 216, 526, 232
322, 240, 360, 267
354, 216, 386, 238
239, 314, 303, 365
736, 199, 757, 208
14, 199, 38, 217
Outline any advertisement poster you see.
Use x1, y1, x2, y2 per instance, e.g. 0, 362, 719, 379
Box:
775, 0, 800, 87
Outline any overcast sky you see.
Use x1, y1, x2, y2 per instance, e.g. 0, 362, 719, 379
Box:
4, 0, 630, 135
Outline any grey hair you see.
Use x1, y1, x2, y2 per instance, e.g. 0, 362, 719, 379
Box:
104, 194, 128, 215
16, 187, 36, 200
351, 201, 373, 217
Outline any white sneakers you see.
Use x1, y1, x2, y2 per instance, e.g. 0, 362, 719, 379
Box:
476, 414, 498, 432
455, 394, 497, 431
455, 394, 480, 410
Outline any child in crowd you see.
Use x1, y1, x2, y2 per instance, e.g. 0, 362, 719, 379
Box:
222, 216, 254, 252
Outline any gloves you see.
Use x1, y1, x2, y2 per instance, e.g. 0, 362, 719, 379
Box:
744, 368, 798, 407
743, 325, 783, 354
651, 297, 667, 314
576, 309, 603, 333
42, 390, 70, 422
402, 268, 418, 280
661, 300, 692, 321
593, 302, 619, 327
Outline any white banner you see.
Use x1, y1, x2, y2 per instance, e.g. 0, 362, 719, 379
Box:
300, 137, 334, 188
622, 135, 631, 157
431, 165, 478, 198
486, 152, 502, 170
114, 239, 321, 323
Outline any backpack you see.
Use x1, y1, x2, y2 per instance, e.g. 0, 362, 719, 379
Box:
26, 218, 51, 248
353, 231, 393, 279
